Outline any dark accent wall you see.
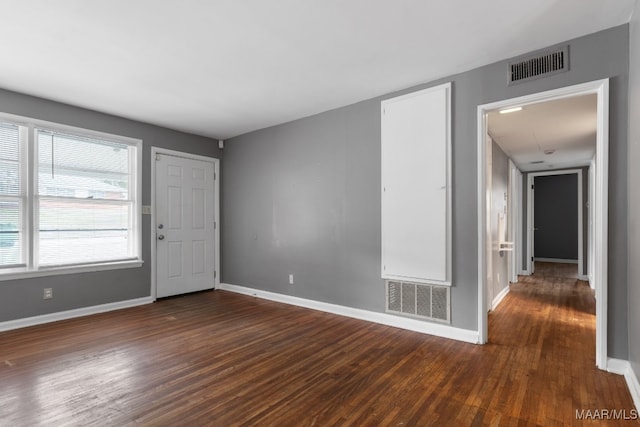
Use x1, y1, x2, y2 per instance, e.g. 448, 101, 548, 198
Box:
522, 167, 589, 275
534, 174, 579, 260
0, 88, 221, 322
222, 25, 629, 358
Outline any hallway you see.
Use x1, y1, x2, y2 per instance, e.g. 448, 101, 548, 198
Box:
489, 264, 636, 424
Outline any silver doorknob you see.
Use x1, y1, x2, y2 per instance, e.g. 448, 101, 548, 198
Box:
158, 224, 164, 229
158, 234, 165, 240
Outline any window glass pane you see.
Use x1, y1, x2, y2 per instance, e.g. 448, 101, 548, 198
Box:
39, 199, 131, 266
37, 130, 130, 200
0, 122, 23, 267
0, 200, 22, 266
0, 122, 20, 196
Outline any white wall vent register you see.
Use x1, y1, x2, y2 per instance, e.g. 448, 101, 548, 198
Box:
386, 280, 450, 323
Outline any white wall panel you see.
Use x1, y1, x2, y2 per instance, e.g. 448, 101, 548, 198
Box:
381, 83, 451, 285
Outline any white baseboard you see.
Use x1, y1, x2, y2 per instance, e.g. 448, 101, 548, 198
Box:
0, 296, 154, 333
608, 358, 629, 375
220, 283, 479, 344
624, 364, 640, 412
607, 358, 640, 411
491, 286, 510, 311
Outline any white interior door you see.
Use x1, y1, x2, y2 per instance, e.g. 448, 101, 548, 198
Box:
155, 153, 215, 298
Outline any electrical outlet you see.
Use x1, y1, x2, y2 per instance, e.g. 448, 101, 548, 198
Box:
289, 274, 294, 285
43, 288, 53, 299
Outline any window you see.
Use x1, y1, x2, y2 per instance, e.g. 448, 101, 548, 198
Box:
0, 122, 23, 268
0, 113, 142, 279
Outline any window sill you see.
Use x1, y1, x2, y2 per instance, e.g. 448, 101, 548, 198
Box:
0, 259, 144, 282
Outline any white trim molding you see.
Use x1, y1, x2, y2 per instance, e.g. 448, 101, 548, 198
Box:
626, 366, 640, 412
607, 358, 640, 411
491, 285, 510, 311
220, 283, 479, 344
0, 296, 153, 333
608, 358, 630, 375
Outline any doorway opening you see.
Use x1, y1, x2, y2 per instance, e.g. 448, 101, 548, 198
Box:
477, 79, 609, 369
527, 169, 586, 281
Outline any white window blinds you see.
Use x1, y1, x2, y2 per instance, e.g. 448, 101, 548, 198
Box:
0, 122, 23, 268
36, 129, 136, 266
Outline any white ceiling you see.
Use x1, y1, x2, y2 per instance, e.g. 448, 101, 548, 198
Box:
0, 0, 635, 139
488, 94, 597, 172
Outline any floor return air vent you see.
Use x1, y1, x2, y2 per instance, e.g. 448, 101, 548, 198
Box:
386, 280, 450, 323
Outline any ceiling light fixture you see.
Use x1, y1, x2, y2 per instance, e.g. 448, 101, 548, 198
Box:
498, 106, 523, 114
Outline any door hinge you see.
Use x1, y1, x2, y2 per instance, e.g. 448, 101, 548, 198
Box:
531, 184, 534, 189
155, 153, 161, 161
214, 271, 217, 279
531, 256, 534, 261
214, 172, 216, 180
214, 221, 217, 230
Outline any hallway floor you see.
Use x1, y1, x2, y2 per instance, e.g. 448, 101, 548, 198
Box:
532, 261, 579, 279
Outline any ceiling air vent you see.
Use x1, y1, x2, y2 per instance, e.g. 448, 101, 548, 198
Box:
509, 46, 569, 85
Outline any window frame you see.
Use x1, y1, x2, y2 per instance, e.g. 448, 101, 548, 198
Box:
0, 112, 143, 281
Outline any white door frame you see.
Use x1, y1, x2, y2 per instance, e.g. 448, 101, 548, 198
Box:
476, 79, 609, 369
508, 159, 521, 283
527, 169, 584, 278
485, 134, 493, 311
588, 158, 596, 288
150, 147, 220, 299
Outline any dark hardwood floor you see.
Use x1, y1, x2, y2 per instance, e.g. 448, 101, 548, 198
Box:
0, 276, 636, 426
533, 261, 579, 279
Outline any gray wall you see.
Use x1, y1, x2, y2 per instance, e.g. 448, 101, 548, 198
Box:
490, 139, 510, 306
628, 3, 640, 387
0, 88, 221, 322
583, 167, 589, 277
533, 174, 579, 260
223, 25, 629, 357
